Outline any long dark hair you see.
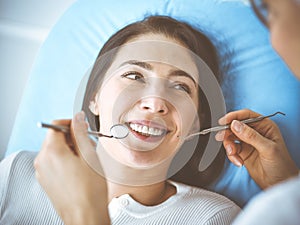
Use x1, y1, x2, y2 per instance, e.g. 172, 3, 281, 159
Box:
82, 15, 226, 187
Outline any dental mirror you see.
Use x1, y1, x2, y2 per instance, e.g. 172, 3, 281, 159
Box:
38, 122, 129, 139
110, 124, 129, 139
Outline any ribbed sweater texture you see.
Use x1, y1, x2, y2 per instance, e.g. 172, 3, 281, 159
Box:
0, 151, 240, 225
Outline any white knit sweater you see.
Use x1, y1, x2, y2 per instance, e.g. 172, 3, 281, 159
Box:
0, 151, 240, 225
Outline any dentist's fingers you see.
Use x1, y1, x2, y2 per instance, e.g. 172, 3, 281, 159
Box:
215, 130, 249, 167
216, 109, 299, 189
230, 120, 274, 155
34, 119, 73, 175
218, 109, 260, 125
216, 109, 275, 165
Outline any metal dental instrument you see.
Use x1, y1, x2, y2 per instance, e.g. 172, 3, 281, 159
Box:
186, 111, 285, 139
37, 122, 129, 139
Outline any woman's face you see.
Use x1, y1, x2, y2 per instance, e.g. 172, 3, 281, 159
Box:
89, 34, 200, 168
263, 0, 300, 78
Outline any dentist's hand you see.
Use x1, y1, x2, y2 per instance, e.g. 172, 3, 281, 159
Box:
215, 109, 299, 189
34, 111, 110, 225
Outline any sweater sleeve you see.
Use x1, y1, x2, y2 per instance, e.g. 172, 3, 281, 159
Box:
0, 152, 21, 217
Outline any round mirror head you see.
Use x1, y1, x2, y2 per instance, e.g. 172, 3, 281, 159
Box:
110, 124, 129, 139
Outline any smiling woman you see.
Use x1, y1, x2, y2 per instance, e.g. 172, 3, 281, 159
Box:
0, 16, 240, 224
82, 17, 227, 186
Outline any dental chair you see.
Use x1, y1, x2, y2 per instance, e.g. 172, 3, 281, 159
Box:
6, 0, 300, 207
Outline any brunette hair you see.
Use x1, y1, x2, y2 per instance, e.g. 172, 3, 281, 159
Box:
82, 15, 226, 187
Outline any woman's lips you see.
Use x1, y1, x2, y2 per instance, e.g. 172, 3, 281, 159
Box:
127, 120, 169, 142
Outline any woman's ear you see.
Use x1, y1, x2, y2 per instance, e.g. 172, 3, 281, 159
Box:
89, 93, 99, 115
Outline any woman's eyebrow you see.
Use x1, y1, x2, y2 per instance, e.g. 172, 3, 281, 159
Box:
168, 70, 197, 87
119, 60, 153, 70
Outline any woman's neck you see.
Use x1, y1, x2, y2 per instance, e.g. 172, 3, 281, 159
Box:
98, 146, 177, 205
107, 180, 176, 206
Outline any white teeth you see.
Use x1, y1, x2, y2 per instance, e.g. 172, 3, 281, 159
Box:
149, 127, 154, 134
142, 126, 148, 133
138, 126, 143, 133
129, 123, 165, 136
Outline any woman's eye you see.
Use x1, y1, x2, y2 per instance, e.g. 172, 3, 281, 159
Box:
173, 83, 191, 94
121, 72, 145, 82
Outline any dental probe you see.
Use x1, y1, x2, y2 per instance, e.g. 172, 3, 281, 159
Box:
186, 111, 285, 139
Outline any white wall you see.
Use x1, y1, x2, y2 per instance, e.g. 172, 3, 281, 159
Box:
0, 0, 76, 159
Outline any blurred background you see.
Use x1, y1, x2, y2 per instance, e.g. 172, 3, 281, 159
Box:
0, 0, 76, 159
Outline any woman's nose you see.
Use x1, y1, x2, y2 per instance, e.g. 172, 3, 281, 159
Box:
139, 97, 168, 115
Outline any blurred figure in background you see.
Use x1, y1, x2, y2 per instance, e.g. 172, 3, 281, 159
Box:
230, 0, 300, 224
